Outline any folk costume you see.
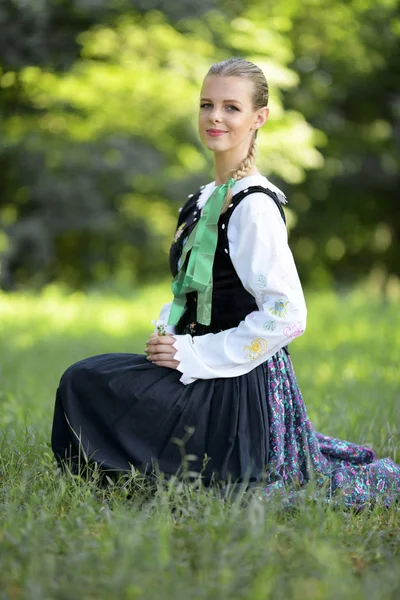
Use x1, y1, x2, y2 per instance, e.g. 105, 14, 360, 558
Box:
51, 174, 400, 507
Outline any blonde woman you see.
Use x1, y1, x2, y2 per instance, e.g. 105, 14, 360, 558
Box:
51, 58, 399, 507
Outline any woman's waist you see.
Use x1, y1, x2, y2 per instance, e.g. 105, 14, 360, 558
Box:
175, 313, 240, 336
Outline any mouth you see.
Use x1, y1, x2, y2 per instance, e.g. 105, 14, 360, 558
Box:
206, 129, 228, 137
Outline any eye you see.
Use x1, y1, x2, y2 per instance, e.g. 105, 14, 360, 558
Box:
226, 105, 240, 111
200, 103, 212, 109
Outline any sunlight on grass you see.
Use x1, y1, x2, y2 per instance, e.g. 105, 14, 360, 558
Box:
0, 285, 399, 599
0, 282, 173, 341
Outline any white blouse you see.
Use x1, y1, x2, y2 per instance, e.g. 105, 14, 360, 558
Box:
156, 174, 307, 385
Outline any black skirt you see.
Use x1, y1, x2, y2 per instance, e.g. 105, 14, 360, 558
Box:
51, 353, 269, 485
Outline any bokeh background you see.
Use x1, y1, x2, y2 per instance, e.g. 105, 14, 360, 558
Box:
0, 0, 398, 294
1, 5, 400, 597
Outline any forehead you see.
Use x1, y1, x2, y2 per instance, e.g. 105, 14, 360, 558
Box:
200, 75, 254, 103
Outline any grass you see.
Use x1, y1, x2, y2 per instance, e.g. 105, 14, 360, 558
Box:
0, 284, 399, 599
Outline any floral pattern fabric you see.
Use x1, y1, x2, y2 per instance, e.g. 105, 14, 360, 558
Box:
262, 349, 400, 507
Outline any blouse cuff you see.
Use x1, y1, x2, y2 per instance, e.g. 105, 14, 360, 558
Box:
171, 330, 291, 385
172, 334, 214, 385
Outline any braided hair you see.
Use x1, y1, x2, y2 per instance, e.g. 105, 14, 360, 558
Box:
204, 57, 269, 212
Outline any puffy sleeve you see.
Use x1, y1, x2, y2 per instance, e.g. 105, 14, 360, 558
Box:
172, 192, 307, 385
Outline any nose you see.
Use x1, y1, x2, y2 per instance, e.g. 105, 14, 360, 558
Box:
210, 106, 222, 123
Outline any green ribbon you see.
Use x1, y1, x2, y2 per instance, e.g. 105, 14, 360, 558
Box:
168, 177, 236, 326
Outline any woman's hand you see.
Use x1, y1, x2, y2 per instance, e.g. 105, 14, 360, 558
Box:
145, 333, 179, 370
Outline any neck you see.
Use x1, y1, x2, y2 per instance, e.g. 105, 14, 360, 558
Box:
213, 157, 259, 186
213, 139, 258, 186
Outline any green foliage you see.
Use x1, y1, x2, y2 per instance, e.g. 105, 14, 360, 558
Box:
0, 3, 319, 290
0, 287, 399, 598
0, 0, 398, 290
277, 0, 399, 287
0, 0, 216, 70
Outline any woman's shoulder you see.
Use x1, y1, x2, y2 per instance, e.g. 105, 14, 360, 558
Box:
232, 174, 287, 205
227, 175, 287, 226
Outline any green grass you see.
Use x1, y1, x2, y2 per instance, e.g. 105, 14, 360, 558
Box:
0, 285, 399, 600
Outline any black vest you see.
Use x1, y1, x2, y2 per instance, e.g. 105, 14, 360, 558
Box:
169, 185, 286, 336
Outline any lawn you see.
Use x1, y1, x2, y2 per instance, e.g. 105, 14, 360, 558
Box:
0, 285, 399, 600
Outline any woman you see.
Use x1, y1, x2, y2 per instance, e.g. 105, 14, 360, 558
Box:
51, 58, 399, 507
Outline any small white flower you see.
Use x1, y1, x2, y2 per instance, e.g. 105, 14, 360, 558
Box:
152, 318, 166, 335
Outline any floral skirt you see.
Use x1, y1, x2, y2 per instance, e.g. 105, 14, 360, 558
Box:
263, 350, 399, 507
51, 350, 399, 508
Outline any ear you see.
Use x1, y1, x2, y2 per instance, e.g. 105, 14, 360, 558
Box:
252, 107, 269, 131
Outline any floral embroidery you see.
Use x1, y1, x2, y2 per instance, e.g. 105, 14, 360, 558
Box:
173, 223, 186, 243
248, 312, 256, 319
269, 299, 288, 318
256, 274, 267, 289
283, 321, 304, 341
244, 337, 268, 361
188, 322, 197, 334
264, 320, 276, 332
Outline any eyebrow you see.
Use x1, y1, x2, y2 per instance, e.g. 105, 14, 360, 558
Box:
200, 98, 243, 105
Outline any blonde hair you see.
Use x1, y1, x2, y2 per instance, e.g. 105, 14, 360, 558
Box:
205, 57, 269, 212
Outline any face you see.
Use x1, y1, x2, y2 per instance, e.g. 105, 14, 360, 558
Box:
198, 75, 269, 156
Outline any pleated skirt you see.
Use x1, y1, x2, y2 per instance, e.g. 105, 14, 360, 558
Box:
51, 349, 400, 507
51, 352, 270, 485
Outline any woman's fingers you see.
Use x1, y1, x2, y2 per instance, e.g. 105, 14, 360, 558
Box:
145, 335, 176, 355
145, 334, 179, 370
147, 334, 175, 343
147, 346, 177, 359
147, 352, 176, 361
151, 360, 180, 369
146, 344, 176, 355
145, 334, 175, 351
155, 334, 176, 344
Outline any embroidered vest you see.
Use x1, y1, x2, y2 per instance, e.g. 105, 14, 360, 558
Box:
169, 186, 286, 336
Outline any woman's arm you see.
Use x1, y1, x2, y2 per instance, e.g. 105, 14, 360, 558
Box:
171, 192, 307, 384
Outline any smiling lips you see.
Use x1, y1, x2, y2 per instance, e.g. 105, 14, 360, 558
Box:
206, 129, 228, 137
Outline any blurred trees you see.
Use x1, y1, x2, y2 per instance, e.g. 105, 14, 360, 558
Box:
277, 0, 399, 288
0, 0, 398, 291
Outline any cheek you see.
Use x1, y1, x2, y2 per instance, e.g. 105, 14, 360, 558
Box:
229, 112, 248, 127
198, 112, 206, 130
236, 115, 254, 135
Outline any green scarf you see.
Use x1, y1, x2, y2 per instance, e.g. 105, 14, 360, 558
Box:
168, 178, 236, 327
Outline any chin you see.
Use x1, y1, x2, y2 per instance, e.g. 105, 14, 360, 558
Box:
203, 139, 230, 152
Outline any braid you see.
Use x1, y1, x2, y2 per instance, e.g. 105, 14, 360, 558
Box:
232, 135, 257, 181
204, 58, 268, 214
221, 134, 257, 214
